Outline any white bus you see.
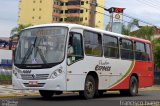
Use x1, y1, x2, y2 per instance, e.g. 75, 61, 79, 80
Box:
12, 23, 154, 99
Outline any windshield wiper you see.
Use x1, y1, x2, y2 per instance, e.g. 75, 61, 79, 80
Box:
21, 37, 37, 64
36, 46, 48, 64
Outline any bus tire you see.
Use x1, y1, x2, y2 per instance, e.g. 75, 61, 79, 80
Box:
81, 75, 96, 99
129, 76, 138, 96
39, 90, 54, 98
94, 90, 105, 97
120, 76, 138, 96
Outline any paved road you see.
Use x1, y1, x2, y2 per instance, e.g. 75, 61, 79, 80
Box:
1, 91, 160, 106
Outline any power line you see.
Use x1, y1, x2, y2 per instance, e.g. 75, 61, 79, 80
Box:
136, 0, 160, 10
79, 6, 138, 26
144, 0, 160, 7
88, 1, 159, 27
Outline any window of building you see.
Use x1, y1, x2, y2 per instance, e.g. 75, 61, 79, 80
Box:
53, 17, 57, 21
33, 8, 35, 11
60, 18, 63, 22
39, 16, 41, 19
39, 8, 42, 11
60, 2, 64, 6
68, 9, 80, 13
80, 18, 83, 21
86, 9, 88, 12
65, 10, 68, 13
81, 1, 84, 5
135, 41, 146, 61
80, 10, 83, 13
120, 38, 134, 60
86, 1, 88, 4
57, 1, 60, 5
103, 35, 119, 58
56, 9, 59, 13
146, 43, 152, 61
84, 31, 102, 56
40, 0, 42, 3
67, 1, 80, 5
32, 16, 34, 19
60, 10, 63, 14
65, 2, 68, 6
85, 17, 87, 20
33, 0, 35, 3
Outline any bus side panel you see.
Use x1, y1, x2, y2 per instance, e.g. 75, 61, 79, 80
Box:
109, 61, 154, 90
138, 61, 154, 88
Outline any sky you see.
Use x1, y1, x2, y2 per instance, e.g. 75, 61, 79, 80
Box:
0, 0, 160, 37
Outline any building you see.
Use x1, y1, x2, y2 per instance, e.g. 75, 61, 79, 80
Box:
18, 0, 105, 29
0, 49, 12, 67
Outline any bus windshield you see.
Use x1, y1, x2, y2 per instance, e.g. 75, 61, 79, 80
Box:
15, 27, 68, 68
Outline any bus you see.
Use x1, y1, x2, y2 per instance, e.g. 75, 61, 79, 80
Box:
12, 23, 154, 99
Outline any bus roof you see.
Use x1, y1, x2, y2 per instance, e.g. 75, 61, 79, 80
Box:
26, 23, 151, 44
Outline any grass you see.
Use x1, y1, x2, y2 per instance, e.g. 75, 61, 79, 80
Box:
0, 74, 11, 81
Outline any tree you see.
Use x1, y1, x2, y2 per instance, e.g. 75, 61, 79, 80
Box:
10, 24, 32, 38
153, 38, 160, 68
122, 19, 139, 35
9, 24, 32, 50
130, 26, 155, 41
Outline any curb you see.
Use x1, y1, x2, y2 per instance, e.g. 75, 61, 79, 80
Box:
139, 89, 160, 92
0, 92, 76, 98
0, 89, 160, 98
0, 94, 40, 98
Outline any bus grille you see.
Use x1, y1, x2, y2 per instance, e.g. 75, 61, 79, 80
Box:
21, 74, 49, 80
23, 83, 45, 87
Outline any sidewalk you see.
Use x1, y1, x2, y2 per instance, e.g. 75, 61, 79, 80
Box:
0, 85, 159, 98
0, 85, 39, 98
139, 85, 160, 91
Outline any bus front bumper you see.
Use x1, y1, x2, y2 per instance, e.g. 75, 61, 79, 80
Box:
12, 75, 67, 91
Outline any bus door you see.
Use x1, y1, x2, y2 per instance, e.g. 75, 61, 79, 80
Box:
66, 29, 85, 91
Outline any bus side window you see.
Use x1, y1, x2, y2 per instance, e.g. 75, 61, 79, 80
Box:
146, 43, 152, 61
135, 42, 146, 61
67, 32, 84, 65
120, 38, 134, 60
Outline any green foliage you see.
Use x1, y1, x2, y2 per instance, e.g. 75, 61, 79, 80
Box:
122, 19, 139, 35
10, 24, 32, 38
0, 75, 11, 81
130, 26, 155, 41
153, 39, 160, 68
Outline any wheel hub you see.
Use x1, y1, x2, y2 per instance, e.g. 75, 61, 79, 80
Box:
86, 81, 94, 94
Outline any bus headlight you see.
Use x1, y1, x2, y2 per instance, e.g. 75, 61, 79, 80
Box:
13, 70, 21, 79
50, 68, 63, 79
13, 67, 22, 79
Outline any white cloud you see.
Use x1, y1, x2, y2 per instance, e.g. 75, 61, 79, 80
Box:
0, 0, 19, 37
0, 20, 17, 37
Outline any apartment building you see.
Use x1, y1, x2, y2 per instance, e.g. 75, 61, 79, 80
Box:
18, 0, 105, 29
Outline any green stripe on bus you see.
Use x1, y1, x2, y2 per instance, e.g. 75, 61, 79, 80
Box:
108, 61, 135, 89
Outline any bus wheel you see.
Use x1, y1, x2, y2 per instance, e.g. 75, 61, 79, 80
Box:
129, 76, 138, 96
81, 75, 96, 99
120, 76, 138, 96
39, 90, 54, 98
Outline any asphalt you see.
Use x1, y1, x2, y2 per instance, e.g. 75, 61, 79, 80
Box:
0, 85, 159, 98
